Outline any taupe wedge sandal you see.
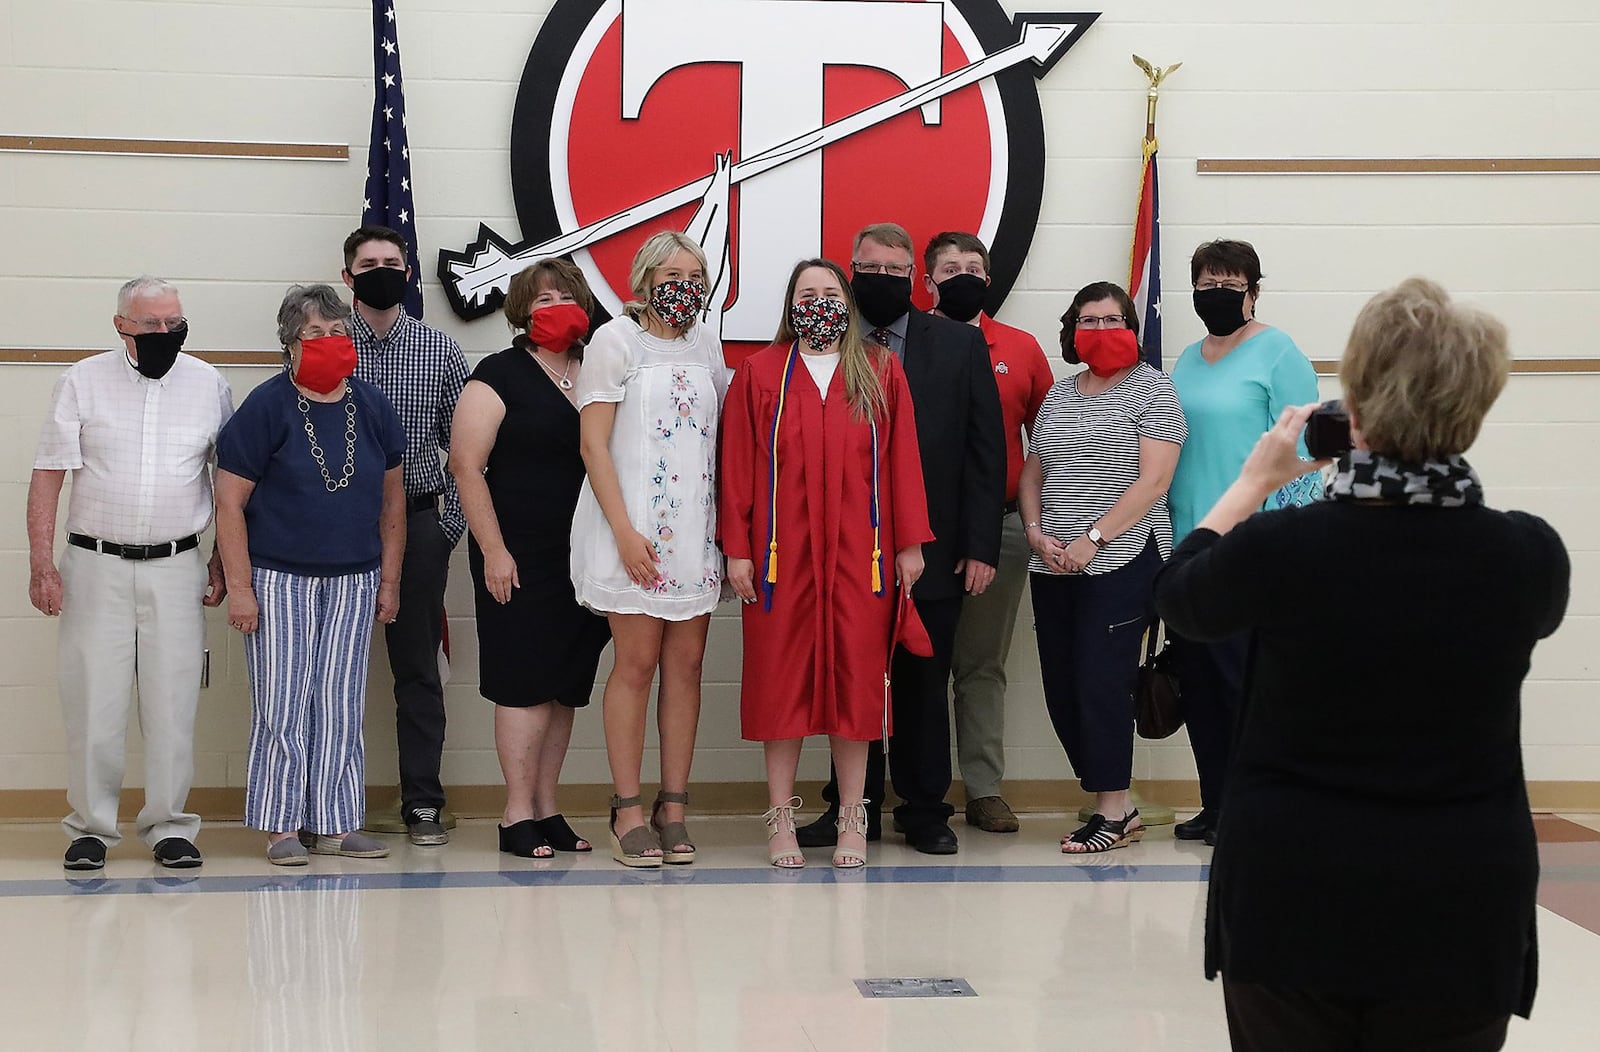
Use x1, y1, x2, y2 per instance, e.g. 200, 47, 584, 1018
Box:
651, 790, 696, 865
610, 795, 663, 868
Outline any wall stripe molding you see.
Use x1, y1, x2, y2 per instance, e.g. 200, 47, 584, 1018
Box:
1197, 157, 1600, 176
5, 352, 1598, 374
0, 349, 284, 366
1312, 359, 1599, 376
0, 135, 348, 161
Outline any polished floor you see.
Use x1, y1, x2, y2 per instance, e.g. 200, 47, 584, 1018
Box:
3, 813, 1599, 1051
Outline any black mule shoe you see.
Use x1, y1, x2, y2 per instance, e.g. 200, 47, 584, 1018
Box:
533, 814, 592, 852
498, 820, 553, 858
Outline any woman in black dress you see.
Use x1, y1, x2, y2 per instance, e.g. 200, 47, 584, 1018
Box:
449, 259, 612, 858
1155, 278, 1569, 1051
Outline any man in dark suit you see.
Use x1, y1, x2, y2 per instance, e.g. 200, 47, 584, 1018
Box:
796, 222, 1006, 854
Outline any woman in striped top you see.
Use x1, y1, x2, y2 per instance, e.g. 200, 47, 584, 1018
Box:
1017, 281, 1187, 853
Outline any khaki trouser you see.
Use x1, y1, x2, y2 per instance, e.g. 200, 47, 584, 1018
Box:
59, 544, 206, 848
950, 512, 1030, 800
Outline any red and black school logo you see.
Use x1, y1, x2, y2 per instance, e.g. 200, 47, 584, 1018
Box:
439, 0, 1098, 357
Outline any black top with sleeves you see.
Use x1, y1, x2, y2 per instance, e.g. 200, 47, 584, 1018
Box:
1155, 500, 1569, 1018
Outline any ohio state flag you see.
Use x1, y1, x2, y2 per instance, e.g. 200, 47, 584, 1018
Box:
1129, 142, 1163, 369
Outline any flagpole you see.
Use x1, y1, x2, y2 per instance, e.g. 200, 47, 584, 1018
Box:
1079, 56, 1184, 830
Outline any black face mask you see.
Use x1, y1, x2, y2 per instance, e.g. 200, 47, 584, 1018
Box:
1193, 287, 1250, 337
934, 273, 987, 323
124, 325, 188, 380
351, 266, 408, 311
851, 272, 914, 329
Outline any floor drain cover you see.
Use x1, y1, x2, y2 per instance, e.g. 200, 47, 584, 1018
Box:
854, 977, 977, 998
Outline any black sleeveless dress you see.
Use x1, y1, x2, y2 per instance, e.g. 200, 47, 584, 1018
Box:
467, 345, 611, 706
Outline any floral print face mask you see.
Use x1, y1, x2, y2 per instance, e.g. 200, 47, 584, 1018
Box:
789, 296, 851, 352
649, 279, 707, 329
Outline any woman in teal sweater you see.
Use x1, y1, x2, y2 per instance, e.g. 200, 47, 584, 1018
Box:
1166, 240, 1319, 845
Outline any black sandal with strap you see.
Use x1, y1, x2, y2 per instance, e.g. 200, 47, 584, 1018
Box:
533, 814, 592, 853
1062, 810, 1145, 854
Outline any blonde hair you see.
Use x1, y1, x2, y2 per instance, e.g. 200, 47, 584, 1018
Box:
773, 259, 888, 422
623, 231, 710, 322
1339, 278, 1509, 461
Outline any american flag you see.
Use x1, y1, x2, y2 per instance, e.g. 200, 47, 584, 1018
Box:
1128, 141, 1163, 368
362, 0, 424, 318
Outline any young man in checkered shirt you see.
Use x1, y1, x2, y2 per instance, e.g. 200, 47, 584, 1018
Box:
341, 226, 470, 846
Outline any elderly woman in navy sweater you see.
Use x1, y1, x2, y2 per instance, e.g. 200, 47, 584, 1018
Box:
1155, 278, 1569, 1051
216, 284, 407, 865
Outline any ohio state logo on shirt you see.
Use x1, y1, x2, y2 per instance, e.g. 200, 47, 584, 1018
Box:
438, 0, 1099, 360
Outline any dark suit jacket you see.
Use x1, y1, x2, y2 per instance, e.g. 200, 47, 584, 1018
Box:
899, 310, 1006, 601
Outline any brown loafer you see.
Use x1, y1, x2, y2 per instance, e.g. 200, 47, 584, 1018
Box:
964, 795, 1020, 833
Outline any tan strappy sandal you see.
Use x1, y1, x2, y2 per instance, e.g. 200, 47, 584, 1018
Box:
833, 799, 870, 869
651, 790, 696, 865
763, 796, 806, 869
610, 794, 663, 868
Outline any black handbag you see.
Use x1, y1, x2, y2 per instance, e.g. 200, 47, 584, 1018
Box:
1135, 619, 1183, 740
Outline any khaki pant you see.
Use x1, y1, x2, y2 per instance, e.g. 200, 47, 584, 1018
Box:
950, 513, 1030, 800
59, 544, 205, 847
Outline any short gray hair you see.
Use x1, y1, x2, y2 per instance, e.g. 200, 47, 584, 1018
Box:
117, 276, 180, 315
276, 284, 352, 350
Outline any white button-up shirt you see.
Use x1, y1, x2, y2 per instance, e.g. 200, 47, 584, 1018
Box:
33, 351, 235, 544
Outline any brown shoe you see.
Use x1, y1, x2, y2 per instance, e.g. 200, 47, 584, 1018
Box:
964, 796, 1020, 833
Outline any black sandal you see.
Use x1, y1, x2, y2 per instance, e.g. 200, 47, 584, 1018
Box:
1061, 810, 1145, 854
498, 819, 554, 859
533, 814, 592, 853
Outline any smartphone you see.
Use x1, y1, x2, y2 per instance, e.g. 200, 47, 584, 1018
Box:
1304, 400, 1352, 460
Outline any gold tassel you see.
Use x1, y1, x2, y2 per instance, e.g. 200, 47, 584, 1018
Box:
766, 541, 779, 584
871, 547, 883, 594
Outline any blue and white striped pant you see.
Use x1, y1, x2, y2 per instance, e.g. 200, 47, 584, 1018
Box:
243, 567, 379, 834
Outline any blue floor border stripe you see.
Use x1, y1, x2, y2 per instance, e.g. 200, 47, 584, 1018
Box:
0, 863, 1215, 899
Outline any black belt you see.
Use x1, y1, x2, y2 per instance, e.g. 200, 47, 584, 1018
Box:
69, 533, 199, 560
1003, 500, 1019, 516
408, 492, 441, 513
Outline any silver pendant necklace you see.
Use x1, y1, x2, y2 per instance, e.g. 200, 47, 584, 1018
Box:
531, 349, 574, 390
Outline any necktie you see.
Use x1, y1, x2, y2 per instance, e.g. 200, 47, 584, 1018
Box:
870, 327, 892, 348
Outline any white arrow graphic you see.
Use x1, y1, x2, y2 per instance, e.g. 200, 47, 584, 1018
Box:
444, 18, 1092, 311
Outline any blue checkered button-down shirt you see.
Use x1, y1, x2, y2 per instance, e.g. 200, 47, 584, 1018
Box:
351, 308, 469, 544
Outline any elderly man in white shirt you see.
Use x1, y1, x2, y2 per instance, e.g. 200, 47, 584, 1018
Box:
27, 276, 235, 871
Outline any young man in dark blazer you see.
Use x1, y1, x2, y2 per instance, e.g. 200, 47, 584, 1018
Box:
796, 222, 1006, 854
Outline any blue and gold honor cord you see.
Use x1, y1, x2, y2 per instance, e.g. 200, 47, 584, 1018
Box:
762, 343, 885, 611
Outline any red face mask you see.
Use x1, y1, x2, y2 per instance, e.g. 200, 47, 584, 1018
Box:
294, 335, 358, 394
1074, 328, 1139, 377
528, 302, 590, 353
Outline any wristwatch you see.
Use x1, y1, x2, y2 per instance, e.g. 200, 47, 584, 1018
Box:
1086, 525, 1106, 548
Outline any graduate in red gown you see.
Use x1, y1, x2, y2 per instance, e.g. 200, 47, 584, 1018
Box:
721, 259, 933, 869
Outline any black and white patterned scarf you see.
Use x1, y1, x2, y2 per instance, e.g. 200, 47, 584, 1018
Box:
1324, 450, 1483, 507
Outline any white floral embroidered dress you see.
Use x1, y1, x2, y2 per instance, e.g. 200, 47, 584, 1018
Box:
570, 316, 729, 619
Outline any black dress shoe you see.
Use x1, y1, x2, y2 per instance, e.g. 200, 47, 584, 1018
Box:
903, 822, 958, 855
64, 837, 106, 871
153, 837, 202, 869
1203, 825, 1218, 847
795, 807, 882, 848
1173, 810, 1215, 841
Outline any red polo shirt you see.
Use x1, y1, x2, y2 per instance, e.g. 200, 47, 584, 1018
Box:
977, 313, 1055, 503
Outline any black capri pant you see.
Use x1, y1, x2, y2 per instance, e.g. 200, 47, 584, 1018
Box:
1030, 535, 1160, 793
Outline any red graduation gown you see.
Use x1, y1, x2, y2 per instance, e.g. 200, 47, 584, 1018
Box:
720, 343, 933, 742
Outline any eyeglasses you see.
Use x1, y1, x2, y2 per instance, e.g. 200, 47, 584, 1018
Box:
299, 326, 348, 340
1194, 279, 1250, 293
1075, 314, 1127, 329
851, 261, 914, 277
120, 315, 187, 333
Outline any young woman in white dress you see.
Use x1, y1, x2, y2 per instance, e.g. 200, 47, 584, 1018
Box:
571, 231, 730, 867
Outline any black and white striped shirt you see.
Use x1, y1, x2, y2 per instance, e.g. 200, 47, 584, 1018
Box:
1029, 362, 1187, 574
352, 309, 470, 544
